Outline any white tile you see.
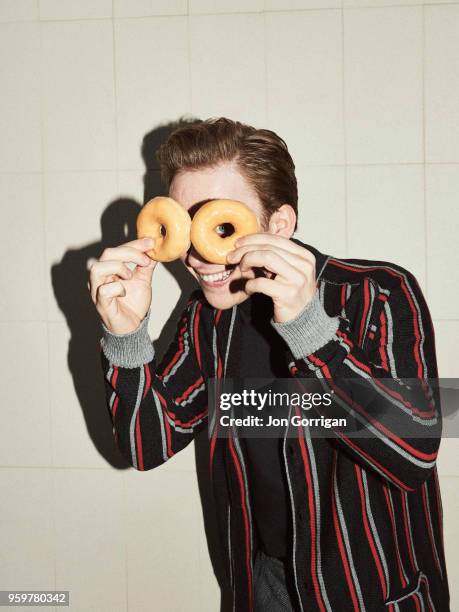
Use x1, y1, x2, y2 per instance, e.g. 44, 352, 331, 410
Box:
0, 173, 47, 321
190, 14, 265, 128
436, 476, 459, 612
115, 17, 190, 171
0, 322, 51, 467
44, 171, 117, 322
54, 469, 126, 612
347, 165, 426, 291
344, 7, 423, 164
48, 319, 121, 469
114, 0, 187, 17
425, 5, 459, 163
436, 439, 459, 477
295, 166, 346, 258
434, 321, 459, 379
425, 165, 459, 320
0, 469, 54, 589
266, 10, 344, 166
266, 0, 340, 9
0, 0, 38, 21
190, 0, 263, 13
0, 23, 41, 171
39, 0, 112, 20
42, 20, 116, 171
344, 0, 419, 5
125, 468, 203, 611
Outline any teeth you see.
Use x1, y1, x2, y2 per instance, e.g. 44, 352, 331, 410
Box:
199, 270, 232, 283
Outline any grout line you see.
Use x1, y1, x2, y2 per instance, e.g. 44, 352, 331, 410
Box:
421, 4, 429, 300
263, 10, 268, 126
122, 470, 129, 612
187, 0, 193, 115
341, 6, 349, 257
111, 0, 120, 194
1, 2, 459, 25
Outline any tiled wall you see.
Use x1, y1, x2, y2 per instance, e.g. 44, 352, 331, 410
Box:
1, 1, 458, 610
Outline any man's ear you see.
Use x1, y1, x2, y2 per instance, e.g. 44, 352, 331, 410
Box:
267, 204, 296, 238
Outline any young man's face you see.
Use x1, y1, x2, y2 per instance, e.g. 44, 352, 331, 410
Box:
169, 160, 268, 310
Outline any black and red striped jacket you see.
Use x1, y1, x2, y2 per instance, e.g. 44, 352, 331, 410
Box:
99, 240, 450, 612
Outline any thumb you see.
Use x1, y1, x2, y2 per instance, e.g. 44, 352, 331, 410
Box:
133, 257, 157, 283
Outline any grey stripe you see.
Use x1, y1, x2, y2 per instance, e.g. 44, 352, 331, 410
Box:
224, 306, 237, 377
385, 572, 423, 606
361, 281, 376, 346
401, 490, 419, 572
304, 429, 332, 611
344, 355, 438, 427
178, 382, 206, 408
129, 366, 145, 469
152, 388, 168, 462
333, 452, 366, 611
361, 469, 390, 594
383, 300, 398, 378
283, 405, 304, 612
162, 330, 190, 383
386, 486, 409, 584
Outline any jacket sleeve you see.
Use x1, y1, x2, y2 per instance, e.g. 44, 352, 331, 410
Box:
272, 271, 442, 492
99, 296, 208, 470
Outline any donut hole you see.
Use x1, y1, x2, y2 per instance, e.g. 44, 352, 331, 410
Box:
215, 223, 235, 238
159, 224, 167, 237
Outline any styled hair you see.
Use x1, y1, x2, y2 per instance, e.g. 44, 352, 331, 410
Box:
156, 117, 298, 230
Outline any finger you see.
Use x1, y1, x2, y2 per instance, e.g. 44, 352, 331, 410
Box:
131, 256, 156, 282
234, 233, 315, 263
96, 280, 126, 310
227, 243, 313, 275
239, 250, 304, 284
89, 261, 133, 302
244, 276, 282, 299
99, 241, 154, 266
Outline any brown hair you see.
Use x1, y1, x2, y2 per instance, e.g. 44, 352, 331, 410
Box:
156, 117, 298, 230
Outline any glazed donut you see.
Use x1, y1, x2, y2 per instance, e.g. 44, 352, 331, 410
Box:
136, 196, 191, 262
190, 199, 259, 264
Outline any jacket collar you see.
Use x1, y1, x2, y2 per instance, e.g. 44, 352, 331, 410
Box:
290, 236, 330, 282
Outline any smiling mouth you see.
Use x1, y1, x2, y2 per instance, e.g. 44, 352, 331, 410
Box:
198, 269, 233, 283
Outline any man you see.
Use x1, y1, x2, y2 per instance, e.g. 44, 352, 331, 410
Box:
89, 118, 450, 611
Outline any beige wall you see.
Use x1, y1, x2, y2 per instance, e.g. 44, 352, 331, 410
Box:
1, 0, 458, 610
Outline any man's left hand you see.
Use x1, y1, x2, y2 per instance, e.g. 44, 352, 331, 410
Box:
226, 233, 317, 323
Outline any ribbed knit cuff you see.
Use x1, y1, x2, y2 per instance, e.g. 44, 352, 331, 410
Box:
271, 291, 339, 359
100, 309, 155, 368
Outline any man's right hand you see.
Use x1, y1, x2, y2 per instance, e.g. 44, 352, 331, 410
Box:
88, 237, 157, 335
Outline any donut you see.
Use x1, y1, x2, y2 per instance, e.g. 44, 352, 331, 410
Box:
136, 196, 191, 262
190, 199, 259, 264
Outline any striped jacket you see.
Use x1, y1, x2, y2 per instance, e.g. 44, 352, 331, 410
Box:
99, 240, 450, 612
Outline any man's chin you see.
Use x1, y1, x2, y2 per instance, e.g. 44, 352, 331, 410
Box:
202, 287, 248, 310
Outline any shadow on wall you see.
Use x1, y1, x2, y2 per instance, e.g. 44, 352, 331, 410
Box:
50, 119, 233, 612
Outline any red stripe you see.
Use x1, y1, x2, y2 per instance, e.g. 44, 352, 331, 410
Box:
143, 363, 151, 399
354, 465, 388, 599
111, 367, 120, 418
174, 376, 204, 404
135, 411, 144, 470
155, 389, 207, 429
337, 328, 436, 419
331, 448, 361, 611
382, 483, 407, 588
378, 307, 389, 372
340, 283, 347, 310
156, 390, 173, 457
160, 322, 187, 378
296, 411, 326, 612
296, 357, 414, 491
228, 433, 253, 611
329, 259, 430, 393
